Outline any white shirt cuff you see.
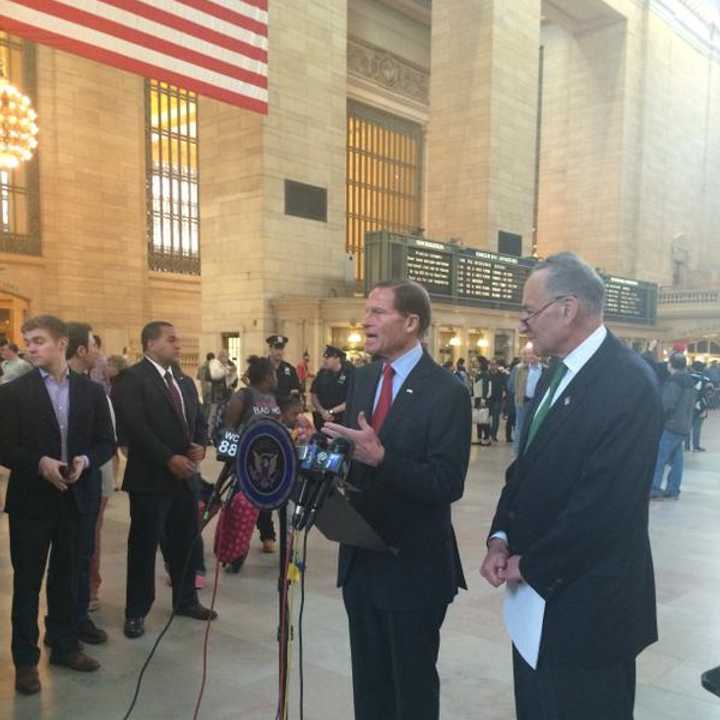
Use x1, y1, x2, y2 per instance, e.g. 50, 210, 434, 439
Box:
490, 531, 509, 545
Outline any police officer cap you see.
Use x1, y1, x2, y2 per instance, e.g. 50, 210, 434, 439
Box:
323, 345, 346, 361
266, 335, 289, 349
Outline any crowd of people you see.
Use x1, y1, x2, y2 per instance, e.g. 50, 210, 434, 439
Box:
0, 255, 716, 719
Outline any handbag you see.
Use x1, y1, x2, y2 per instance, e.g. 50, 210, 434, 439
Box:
472, 407, 490, 425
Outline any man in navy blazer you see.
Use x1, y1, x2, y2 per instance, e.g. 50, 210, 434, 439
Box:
112, 321, 213, 640
0, 315, 114, 694
481, 253, 662, 720
324, 280, 471, 720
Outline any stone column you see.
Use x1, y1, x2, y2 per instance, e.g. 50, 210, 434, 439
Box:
426, 0, 541, 252
199, 0, 348, 362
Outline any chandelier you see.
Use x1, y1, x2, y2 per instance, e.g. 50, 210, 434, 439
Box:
0, 71, 39, 170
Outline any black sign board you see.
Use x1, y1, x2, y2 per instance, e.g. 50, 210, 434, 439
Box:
405, 240, 453, 296
603, 276, 657, 325
456, 248, 532, 309
364, 232, 657, 326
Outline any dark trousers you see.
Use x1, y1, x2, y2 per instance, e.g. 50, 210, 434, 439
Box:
343, 577, 447, 720
256, 510, 276, 542
513, 646, 636, 720
73, 509, 99, 629
8, 496, 81, 666
489, 399, 503, 440
125, 488, 199, 619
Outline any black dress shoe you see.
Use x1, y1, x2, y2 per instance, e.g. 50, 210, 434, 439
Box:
123, 617, 145, 639
15, 666, 41, 695
78, 619, 108, 645
176, 603, 218, 621
49, 650, 100, 672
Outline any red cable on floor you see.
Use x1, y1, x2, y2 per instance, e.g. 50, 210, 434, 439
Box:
192, 557, 222, 720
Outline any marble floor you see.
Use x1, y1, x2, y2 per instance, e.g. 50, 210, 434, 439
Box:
0, 417, 719, 720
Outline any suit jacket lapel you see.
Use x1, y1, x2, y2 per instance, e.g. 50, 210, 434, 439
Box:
378, 352, 433, 442
32, 369, 62, 441
360, 362, 382, 426
521, 333, 617, 462
68, 371, 83, 453
141, 359, 186, 433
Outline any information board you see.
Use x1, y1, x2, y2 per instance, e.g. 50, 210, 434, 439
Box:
405, 240, 453, 296
603, 276, 656, 325
456, 248, 532, 308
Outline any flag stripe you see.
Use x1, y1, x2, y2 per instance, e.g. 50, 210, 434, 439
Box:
50, 0, 267, 79
173, 0, 267, 36
4, 0, 268, 113
98, 0, 268, 58
0, 9, 268, 106
11, 0, 267, 88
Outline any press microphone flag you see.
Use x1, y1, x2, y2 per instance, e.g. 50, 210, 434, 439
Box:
233, 417, 298, 510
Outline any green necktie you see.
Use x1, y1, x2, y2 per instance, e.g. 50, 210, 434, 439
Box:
524, 361, 568, 451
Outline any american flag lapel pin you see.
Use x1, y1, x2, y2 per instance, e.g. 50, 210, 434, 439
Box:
564, 396, 571, 406
406, 388, 414, 394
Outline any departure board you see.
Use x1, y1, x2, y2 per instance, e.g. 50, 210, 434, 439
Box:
363, 232, 657, 326
603, 275, 657, 324
456, 248, 532, 308
405, 240, 453, 296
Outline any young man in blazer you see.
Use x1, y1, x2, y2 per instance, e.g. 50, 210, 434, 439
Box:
112, 321, 214, 640
323, 280, 472, 720
0, 315, 114, 695
480, 253, 662, 719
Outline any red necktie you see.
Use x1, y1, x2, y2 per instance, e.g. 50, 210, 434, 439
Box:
164, 370, 189, 437
371, 364, 396, 433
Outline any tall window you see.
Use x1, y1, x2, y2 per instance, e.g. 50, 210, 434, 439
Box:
145, 80, 199, 275
346, 101, 423, 279
0, 33, 40, 256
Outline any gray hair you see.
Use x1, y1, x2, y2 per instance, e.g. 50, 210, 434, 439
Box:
531, 252, 605, 316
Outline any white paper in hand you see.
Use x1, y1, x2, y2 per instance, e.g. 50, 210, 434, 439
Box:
503, 580, 546, 669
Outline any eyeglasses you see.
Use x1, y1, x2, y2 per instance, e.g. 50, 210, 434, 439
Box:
520, 295, 573, 326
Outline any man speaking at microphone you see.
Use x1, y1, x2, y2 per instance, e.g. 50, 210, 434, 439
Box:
323, 280, 471, 720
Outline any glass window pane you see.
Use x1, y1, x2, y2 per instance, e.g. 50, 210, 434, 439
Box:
146, 80, 199, 274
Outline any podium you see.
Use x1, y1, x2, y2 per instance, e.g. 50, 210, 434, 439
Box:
702, 666, 720, 699
312, 484, 389, 553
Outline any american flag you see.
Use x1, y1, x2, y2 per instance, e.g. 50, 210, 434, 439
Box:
1, 0, 268, 114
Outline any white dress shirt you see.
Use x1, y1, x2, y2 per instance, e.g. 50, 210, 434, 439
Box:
372, 342, 424, 412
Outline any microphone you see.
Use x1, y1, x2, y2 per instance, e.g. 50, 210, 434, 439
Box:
303, 436, 354, 531
292, 433, 328, 530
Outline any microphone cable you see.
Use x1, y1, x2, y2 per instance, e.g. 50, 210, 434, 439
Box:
298, 528, 309, 720
121, 475, 231, 720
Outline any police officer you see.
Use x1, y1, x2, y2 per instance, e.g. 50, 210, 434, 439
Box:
310, 345, 352, 431
266, 335, 301, 399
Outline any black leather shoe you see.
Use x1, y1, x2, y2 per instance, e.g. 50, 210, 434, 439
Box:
123, 617, 145, 639
15, 666, 41, 695
78, 619, 108, 645
49, 650, 100, 672
176, 603, 218, 621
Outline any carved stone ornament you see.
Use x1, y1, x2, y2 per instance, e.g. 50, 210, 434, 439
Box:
347, 37, 429, 105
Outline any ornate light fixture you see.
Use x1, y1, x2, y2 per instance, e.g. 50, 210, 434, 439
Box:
348, 330, 363, 345
476, 336, 489, 349
448, 335, 461, 347
0, 66, 39, 170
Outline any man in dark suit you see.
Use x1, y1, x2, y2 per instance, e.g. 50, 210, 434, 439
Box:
112, 321, 215, 640
480, 253, 662, 720
323, 280, 471, 720
0, 315, 114, 695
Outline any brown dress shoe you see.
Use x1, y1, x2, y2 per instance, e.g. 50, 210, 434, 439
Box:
49, 650, 100, 672
262, 540, 276, 554
15, 666, 41, 695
